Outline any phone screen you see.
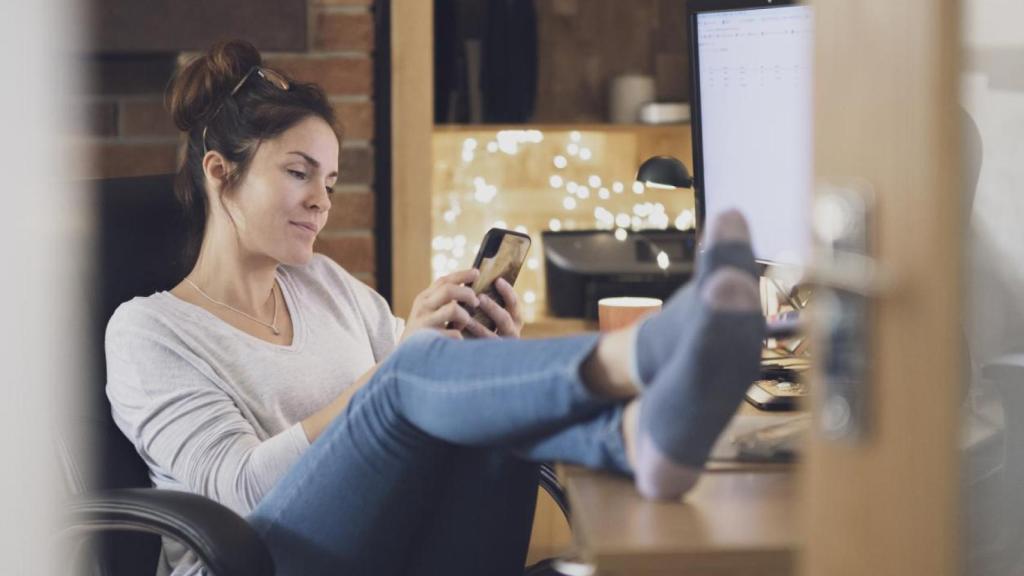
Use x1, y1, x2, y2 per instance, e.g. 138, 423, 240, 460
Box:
464, 229, 531, 335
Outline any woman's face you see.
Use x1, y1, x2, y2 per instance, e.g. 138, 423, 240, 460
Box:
218, 115, 339, 267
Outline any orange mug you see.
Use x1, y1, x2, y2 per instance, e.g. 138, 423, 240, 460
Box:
597, 297, 663, 332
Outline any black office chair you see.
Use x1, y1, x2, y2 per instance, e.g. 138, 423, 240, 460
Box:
961, 355, 1024, 576
58, 174, 571, 576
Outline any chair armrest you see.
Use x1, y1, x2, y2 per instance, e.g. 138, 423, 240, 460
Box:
63, 488, 273, 576
538, 464, 571, 527
982, 353, 1024, 383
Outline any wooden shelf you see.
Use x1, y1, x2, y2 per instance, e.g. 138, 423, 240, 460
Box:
433, 123, 691, 133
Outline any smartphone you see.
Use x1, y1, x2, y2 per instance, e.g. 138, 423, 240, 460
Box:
461, 228, 532, 336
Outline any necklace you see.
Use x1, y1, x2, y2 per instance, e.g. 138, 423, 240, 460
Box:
185, 278, 281, 335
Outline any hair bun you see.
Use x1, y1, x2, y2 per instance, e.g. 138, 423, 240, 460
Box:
167, 40, 263, 132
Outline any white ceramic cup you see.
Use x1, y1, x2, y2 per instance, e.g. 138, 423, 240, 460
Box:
609, 74, 656, 124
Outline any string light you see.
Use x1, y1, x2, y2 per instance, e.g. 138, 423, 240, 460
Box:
491, 130, 545, 155
675, 210, 696, 230
461, 138, 477, 163
497, 131, 518, 154
436, 129, 696, 313
473, 178, 498, 204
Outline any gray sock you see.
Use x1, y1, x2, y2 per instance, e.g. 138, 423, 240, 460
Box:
634, 267, 764, 500
631, 212, 759, 388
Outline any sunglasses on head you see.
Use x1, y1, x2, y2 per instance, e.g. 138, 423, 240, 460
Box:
202, 66, 291, 154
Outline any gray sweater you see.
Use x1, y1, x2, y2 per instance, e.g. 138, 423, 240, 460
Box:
105, 254, 404, 574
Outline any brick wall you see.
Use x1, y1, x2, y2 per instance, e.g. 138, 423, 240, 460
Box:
79, 0, 380, 288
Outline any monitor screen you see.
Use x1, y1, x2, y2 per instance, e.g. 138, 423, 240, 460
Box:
691, 2, 813, 267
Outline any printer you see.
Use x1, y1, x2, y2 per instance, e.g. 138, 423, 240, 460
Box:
542, 229, 696, 320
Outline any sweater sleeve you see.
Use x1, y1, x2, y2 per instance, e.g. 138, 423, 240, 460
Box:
105, 309, 309, 516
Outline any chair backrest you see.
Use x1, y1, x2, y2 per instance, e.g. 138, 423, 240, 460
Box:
63, 174, 191, 575
90, 173, 191, 491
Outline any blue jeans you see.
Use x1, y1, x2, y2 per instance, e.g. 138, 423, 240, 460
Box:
248, 331, 631, 576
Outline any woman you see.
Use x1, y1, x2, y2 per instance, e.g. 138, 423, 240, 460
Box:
106, 40, 765, 576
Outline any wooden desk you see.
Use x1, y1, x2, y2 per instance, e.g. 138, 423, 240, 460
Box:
559, 404, 800, 576
522, 315, 800, 575
560, 466, 796, 576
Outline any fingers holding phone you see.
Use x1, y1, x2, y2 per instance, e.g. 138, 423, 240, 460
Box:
426, 300, 489, 336
420, 279, 479, 313
461, 228, 531, 339
478, 278, 523, 337
402, 228, 530, 342
402, 269, 491, 341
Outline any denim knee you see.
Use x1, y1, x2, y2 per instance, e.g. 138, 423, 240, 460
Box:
387, 330, 446, 371
364, 330, 446, 399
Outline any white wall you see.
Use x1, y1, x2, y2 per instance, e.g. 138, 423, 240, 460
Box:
962, 0, 1024, 364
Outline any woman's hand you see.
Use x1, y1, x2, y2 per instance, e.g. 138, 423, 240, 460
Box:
477, 278, 524, 339
401, 271, 525, 342
401, 269, 492, 341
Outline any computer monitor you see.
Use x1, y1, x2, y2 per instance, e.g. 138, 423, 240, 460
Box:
688, 0, 813, 267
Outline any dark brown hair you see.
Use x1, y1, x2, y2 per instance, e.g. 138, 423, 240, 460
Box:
167, 40, 337, 266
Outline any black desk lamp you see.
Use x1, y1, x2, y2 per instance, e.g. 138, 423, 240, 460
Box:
617, 156, 697, 274
635, 155, 693, 189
